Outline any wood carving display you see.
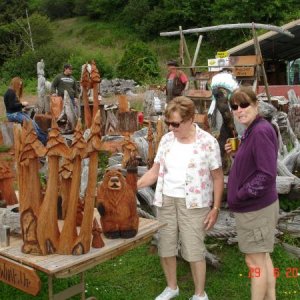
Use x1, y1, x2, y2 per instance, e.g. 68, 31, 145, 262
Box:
147, 123, 155, 169
80, 63, 92, 128
37, 120, 71, 255
90, 60, 101, 121
16, 120, 47, 255
71, 111, 102, 255
91, 218, 105, 248
58, 120, 87, 255
15, 114, 102, 256
96, 169, 139, 239
121, 135, 139, 168
0, 160, 18, 205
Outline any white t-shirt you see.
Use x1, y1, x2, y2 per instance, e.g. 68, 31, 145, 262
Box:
163, 139, 194, 197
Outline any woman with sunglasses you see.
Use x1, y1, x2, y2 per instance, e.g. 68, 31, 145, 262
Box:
137, 96, 223, 300
225, 87, 279, 300
4, 77, 48, 145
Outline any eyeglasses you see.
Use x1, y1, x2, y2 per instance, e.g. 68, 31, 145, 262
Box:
230, 102, 251, 111
164, 120, 184, 128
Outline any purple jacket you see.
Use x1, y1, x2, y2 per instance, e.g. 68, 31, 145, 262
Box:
227, 117, 278, 212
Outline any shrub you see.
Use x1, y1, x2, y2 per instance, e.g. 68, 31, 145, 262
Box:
116, 41, 160, 84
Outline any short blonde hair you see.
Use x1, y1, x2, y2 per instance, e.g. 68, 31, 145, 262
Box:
165, 96, 195, 121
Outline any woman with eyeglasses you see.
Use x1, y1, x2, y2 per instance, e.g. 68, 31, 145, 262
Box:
4, 77, 48, 145
137, 96, 223, 300
225, 87, 279, 300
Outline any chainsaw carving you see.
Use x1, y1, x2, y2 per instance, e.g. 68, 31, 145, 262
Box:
147, 123, 155, 169
92, 218, 105, 248
81, 63, 92, 128
96, 169, 139, 239
90, 60, 101, 121
0, 160, 18, 205
15, 112, 102, 255
121, 135, 139, 168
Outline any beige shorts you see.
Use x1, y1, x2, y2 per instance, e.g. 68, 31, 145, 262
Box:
157, 195, 210, 262
234, 200, 279, 254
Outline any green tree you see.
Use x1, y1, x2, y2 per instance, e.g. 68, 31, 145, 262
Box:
210, 0, 300, 48
0, 0, 28, 25
86, 0, 127, 20
116, 41, 160, 83
0, 13, 53, 66
40, 0, 75, 19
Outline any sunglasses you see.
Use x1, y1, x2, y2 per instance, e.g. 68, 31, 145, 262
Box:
230, 102, 251, 111
164, 120, 184, 128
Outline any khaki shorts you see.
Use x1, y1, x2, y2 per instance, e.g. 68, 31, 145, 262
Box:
234, 200, 279, 254
157, 195, 210, 262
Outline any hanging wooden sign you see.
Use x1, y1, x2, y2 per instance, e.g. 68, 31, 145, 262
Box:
0, 256, 41, 295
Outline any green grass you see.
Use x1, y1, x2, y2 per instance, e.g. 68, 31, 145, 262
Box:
0, 240, 299, 299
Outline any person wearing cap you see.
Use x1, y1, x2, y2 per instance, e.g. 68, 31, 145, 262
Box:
51, 64, 78, 108
166, 60, 189, 102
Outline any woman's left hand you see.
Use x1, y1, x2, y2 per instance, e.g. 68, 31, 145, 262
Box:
204, 208, 219, 230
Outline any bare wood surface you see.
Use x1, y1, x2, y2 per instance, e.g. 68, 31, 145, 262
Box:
160, 23, 294, 38
0, 218, 164, 277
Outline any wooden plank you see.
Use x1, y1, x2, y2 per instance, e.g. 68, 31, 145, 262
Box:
229, 55, 261, 66
0, 256, 41, 295
0, 218, 164, 277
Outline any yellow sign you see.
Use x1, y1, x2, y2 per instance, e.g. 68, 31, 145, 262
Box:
216, 51, 229, 58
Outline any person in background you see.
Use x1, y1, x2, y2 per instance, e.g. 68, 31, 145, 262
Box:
225, 87, 279, 300
137, 96, 223, 300
51, 63, 78, 108
4, 77, 48, 145
166, 60, 189, 102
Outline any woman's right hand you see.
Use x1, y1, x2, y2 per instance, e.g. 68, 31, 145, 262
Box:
21, 101, 28, 106
224, 140, 233, 155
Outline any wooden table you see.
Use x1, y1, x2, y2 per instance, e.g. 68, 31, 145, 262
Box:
0, 218, 163, 300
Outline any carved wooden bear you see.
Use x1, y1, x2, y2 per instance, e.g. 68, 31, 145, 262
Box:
96, 169, 139, 239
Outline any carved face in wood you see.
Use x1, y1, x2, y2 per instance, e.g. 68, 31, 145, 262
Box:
104, 169, 124, 191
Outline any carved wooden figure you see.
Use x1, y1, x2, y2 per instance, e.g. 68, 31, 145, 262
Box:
121, 135, 139, 168
15, 120, 47, 255
0, 160, 18, 205
59, 158, 73, 219
80, 63, 92, 128
96, 169, 139, 239
73, 111, 102, 254
36, 120, 71, 255
58, 120, 86, 255
156, 117, 164, 153
90, 60, 101, 121
147, 123, 155, 169
92, 218, 105, 248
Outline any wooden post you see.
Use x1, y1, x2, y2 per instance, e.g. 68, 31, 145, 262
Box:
252, 24, 271, 103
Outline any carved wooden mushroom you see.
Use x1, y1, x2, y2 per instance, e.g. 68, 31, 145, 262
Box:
36, 119, 71, 255
73, 111, 102, 254
80, 63, 92, 128
58, 119, 86, 254
90, 60, 101, 120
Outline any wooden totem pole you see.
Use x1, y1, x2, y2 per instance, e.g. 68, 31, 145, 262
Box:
81, 63, 92, 128
90, 60, 101, 121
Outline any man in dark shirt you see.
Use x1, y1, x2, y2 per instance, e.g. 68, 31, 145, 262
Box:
51, 64, 78, 107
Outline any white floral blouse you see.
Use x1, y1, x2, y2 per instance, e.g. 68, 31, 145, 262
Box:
154, 124, 222, 209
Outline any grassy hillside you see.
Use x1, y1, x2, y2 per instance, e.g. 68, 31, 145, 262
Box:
51, 17, 215, 78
